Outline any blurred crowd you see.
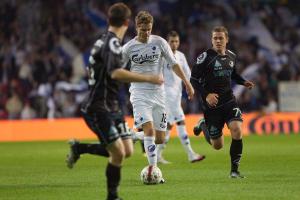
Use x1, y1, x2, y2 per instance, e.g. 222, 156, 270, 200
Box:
0, 0, 299, 119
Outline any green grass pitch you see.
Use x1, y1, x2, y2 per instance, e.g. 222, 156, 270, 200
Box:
0, 135, 299, 200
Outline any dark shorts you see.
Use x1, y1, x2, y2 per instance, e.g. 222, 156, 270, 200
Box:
81, 110, 131, 145
204, 100, 243, 139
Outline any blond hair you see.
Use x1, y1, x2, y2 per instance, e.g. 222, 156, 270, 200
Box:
135, 11, 153, 26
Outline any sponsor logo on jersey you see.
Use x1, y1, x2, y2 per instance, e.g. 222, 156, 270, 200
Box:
131, 53, 159, 64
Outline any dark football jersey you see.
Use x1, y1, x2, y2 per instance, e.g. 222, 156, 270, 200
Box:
191, 48, 246, 110
81, 32, 123, 113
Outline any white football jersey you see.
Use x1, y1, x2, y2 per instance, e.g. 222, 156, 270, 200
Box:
122, 35, 177, 94
163, 50, 191, 95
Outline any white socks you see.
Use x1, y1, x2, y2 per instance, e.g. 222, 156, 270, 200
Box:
157, 130, 170, 159
134, 131, 144, 140
176, 125, 195, 156
144, 136, 157, 166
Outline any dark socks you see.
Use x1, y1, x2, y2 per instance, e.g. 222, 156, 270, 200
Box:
200, 123, 211, 145
140, 141, 145, 153
230, 139, 243, 172
106, 163, 121, 200
78, 143, 109, 157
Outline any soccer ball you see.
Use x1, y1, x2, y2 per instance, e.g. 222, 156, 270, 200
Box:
140, 165, 163, 185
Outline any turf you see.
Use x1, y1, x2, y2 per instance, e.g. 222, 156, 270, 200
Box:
0, 135, 299, 200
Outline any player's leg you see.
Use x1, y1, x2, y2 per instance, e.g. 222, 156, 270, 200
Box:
67, 140, 109, 162
122, 138, 134, 158
226, 104, 244, 178
66, 116, 134, 169
227, 120, 244, 178
106, 138, 126, 200
104, 115, 134, 199
157, 123, 172, 164
142, 121, 158, 166
114, 117, 134, 158
156, 94, 174, 164
132, 127, 146, 155
151, 104, 167, 182
66, 112, 110, 169
73, 111, 125, 200
131, 99, 157, 166
200, 109, 225, 150
93, 116, 126, 200
152, 103, 167, 145
176, 120, 205, 162
193, 118, 211, 145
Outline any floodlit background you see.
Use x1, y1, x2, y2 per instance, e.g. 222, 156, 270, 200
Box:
1, 0, 300, 119
0, 1, 299, 200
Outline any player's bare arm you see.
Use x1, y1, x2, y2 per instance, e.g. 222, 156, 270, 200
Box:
172, 63, 194, 99
111, 68, 164, 85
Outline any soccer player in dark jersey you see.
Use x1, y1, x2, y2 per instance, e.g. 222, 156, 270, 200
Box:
66, 3, 163, 200
191, 26, 254, 178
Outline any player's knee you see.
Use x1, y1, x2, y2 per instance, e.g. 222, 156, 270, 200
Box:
230, 126, 242, 139
111, 149, 126, 164
212, 143, 223, 150
211, 139, 223, 150
144, 128, 155, 137
124, 148, 134, 158
155, 137, 164, 144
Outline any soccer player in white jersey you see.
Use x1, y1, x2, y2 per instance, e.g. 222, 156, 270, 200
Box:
157, 31, 206, 164
122, 11, 194, 178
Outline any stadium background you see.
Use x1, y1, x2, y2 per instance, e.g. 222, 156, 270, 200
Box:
1, 0, 300, 141
1, 0, 300, 118
1, 1, 300, 200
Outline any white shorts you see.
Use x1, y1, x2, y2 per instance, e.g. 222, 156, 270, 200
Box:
130, 90, 167, 131
165, 92, 185, 124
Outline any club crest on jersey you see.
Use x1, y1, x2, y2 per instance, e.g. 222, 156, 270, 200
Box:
197, 52, 207, 64
109, 38, 122, 54
229, 61, 234, 67
214, 60, 222, 68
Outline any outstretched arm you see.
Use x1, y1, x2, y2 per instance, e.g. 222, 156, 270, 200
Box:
111, 68, 164, 85
172, 63, 194, 99
231, 68, 254, 89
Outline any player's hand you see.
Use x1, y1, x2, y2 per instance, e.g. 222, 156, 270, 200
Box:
185, 82, 194, 100
148, 74, 164, 85
206, 93, 219, 107
244, 81, 255, 89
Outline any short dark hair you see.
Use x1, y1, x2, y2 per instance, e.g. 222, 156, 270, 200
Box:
167, 30, 179, 40
135, 11, 153, 26
108, 3, 131, 27
212, 26, 228, 38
